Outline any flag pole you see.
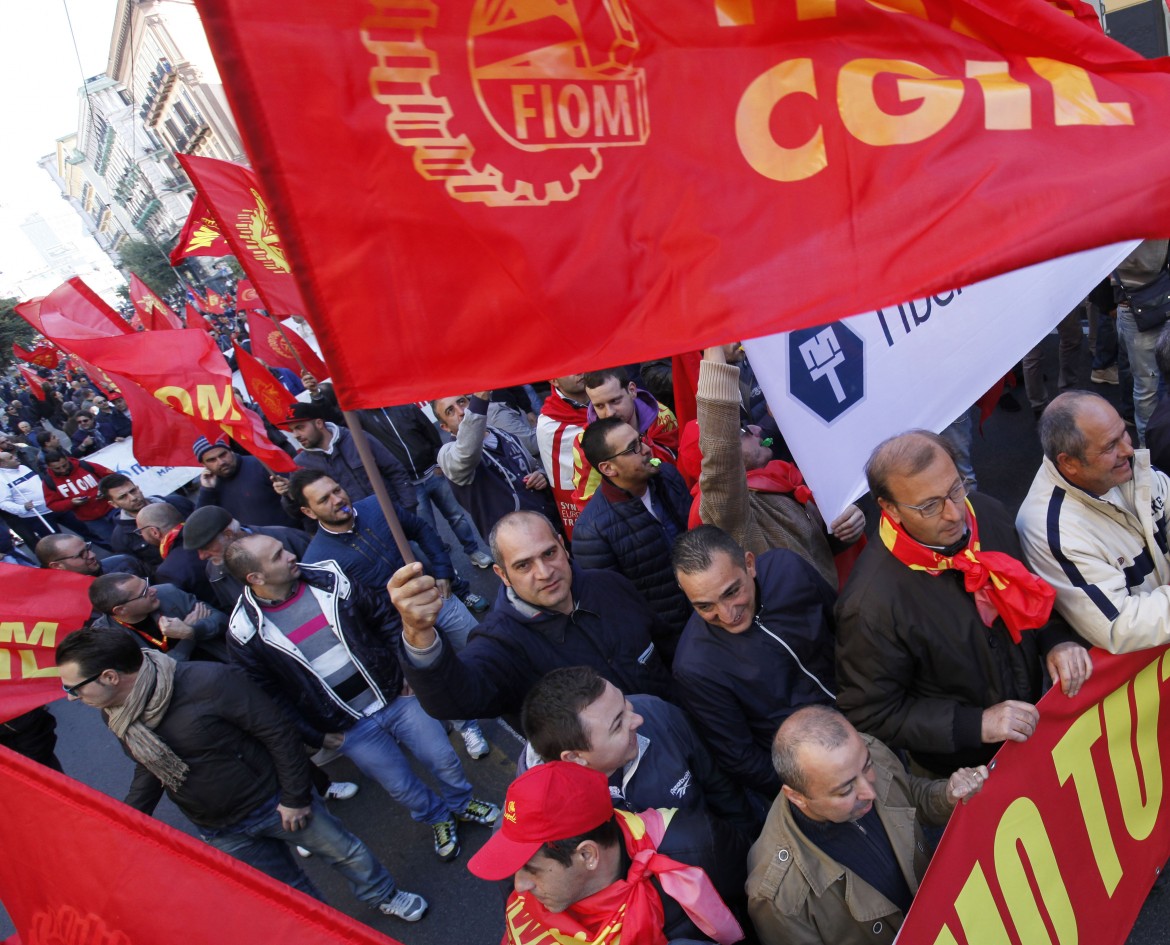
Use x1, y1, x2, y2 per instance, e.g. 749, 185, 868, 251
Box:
341, 410, 416, 566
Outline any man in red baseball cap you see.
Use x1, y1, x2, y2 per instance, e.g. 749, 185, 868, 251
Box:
468, 761, 744, 945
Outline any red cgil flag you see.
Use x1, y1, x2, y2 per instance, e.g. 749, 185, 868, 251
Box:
177, 155, 309, 319
64, 329, 296, 472
236, 278, 262, 310
0, 747, 408, 945
246, 311, 328, 380
0, 564, 93, 722
12, 342, 60, 369
16, 364, 47, 400
169, 190, 231, 263
191, 0, 1170, 408
233, 341, 297, 424
130, 273, 184, 330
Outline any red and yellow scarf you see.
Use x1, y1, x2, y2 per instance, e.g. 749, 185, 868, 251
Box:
500, 808, 742, 945
878, 500, 1055, 642
158, 524, 184, 560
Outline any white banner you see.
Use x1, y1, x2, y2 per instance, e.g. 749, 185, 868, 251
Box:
744, 241, 1138, 524
86, 438, 202, 498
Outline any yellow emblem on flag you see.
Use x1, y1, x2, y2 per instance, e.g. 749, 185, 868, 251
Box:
237, 190, 290, 273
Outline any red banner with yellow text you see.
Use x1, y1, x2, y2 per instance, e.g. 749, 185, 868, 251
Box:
0, 565, 92, 722
901, 644, 1170, 944
192, 0, 1170, 407
0, 746, 405, 945
169, 191, 231, 263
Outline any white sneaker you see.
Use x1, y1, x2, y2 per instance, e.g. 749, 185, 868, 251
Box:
460, 722, 490, 759
296, 845, 312, 858
378, 889, 428, 922
324, 781, 359, 800
469, 550, 494, 568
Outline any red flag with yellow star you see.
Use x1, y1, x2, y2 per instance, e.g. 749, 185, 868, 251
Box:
169, 191, 231, 263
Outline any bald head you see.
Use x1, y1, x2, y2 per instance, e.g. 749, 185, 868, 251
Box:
772, 705, 854, 794
135, 502, 182, 546
489, 510, 561, 565
865, 430, 955, 503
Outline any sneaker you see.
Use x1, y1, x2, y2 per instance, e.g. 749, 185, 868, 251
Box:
460, 722, 491, 759
378, 889, 428, 922
296, 845, 312, 858
469, 550, 494, 569
324, 781, 360, 801
1091, 365, 1119, 385
432, 819, 461, 861
461, 591, 489, 614
455, 798, 501, 827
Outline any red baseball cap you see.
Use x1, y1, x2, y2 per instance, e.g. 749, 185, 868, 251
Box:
467, 762, 614, 881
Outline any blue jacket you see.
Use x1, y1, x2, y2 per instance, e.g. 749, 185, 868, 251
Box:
94, 408, 131, 442
302, 494, 453, 589
672, 549, 837, 797
571, 466, 693, 655
195, 454, 291, 527
291, 423, 416, 513
400, 565, 673, 722
227, 561, 405, 746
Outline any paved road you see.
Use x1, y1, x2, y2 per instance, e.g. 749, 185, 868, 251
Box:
4, 328, 1169, 943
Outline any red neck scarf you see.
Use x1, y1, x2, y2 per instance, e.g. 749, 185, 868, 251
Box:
158, 524, 184, 560
878, 500, 1055, 642
500, 809, 742, 945
747, 459, 812, 504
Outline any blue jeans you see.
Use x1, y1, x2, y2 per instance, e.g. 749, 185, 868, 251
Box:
340, 696, 472, 824
436, 593, 477, 648
939, 406, 977, 490
200, 795, 396, 906
1118, 306, 1160, 444
415, 470, 489, 558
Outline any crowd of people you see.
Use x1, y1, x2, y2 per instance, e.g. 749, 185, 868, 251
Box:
4, 252, 1170, 943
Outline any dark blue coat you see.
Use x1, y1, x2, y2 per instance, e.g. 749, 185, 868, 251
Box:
571, 465, 693, 654
195, 453, 291, 527
672, 549, 837, 797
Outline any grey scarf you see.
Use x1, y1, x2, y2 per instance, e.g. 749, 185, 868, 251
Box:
104, 649, 189, 791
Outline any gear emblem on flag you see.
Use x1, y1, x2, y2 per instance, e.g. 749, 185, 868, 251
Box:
361, 0, 649, 207
267, 330, 295, 359
236, 190, 290, 272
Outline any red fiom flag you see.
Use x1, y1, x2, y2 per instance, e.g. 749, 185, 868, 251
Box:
169, 190, 231, 263
233, 341, 297, 424
130, 273, 183, 330
12, 343, 60, 369
236, 278, 262, 310
177, 155, 309, 318
191, 0, 1170, 407
0, 564, 92, 722
16, 364, 46, 400
247, 311, 328, 380
0, 747, 407, 945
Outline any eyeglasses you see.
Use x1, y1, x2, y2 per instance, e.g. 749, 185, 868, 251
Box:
116, 582, 151, 608
601, 434, 644, 464
893, 479, 972, 518
52, 541, 93, 563
62, 670, 105, 697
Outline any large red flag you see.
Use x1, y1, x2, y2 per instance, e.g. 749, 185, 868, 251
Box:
233, 340, 298, 424
0, 564, 92, 722
247, 311, 328, 380
177, 155, 309, 318
15, 277, 131, 343
236, 278, 263, 310
129, 273, 183, 330
65, 329, 296, 472
13, 342, 60, 369
192, 0, 1170, 407
0, 747, 407, 945
169, 190, 231, 263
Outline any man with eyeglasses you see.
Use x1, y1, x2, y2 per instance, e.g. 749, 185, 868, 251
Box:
835, 430, 1088, 779
88, 572, 228, 662
35, 534, 148, 580
70, 412, 106, 457
573, 417, 693, 659
99, 473, 194, 567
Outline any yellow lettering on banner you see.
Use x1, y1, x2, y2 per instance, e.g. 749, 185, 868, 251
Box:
1027, 58, 1134, 126
965, 61, 1033, 130
952, 862, 1013, 945
512, 85, 537, 139
0, 621, 59, 647
1103, 659, 1163, 842
736, 59, 826, 182
19, 651, 59, 679
155, 385, 194, 414
838, 59, 964, 147
715, 0, 926, 21
1052, 706, 1122, 895
993, 798, 1078, 944
715, 0, 757, 25
196, 385, 242, 423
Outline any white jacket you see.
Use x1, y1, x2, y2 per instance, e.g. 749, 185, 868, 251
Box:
1016, 451, 1170, 653
0, 464, 49, 518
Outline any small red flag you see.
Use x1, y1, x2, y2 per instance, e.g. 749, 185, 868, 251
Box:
236, 278, 262, 310
12, 343, 59, 369
185, 303, 216, 334
169, 191, 231, 263
16, 365, 46, 401
177, 155, 309, 318
0, 564, 92, 722
203, 289, 227, 315
130, 274, 183, 330
247, 311, 328, 380
233, 341, 297, 425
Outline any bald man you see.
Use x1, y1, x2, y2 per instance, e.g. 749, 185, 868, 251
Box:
136, 502, 216, 605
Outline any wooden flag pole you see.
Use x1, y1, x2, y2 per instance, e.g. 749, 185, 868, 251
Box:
341, 409, 416, 565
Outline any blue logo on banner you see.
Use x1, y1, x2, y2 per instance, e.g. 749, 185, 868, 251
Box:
788, 323, 864, 423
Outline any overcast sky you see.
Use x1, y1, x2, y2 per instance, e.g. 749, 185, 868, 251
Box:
0, 0, 120, 287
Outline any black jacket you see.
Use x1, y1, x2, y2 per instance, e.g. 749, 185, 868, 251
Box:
110, 494, 194, 565
227, 561, 405, 746
358, 405, 443, 481
400, 565, 674, 722
206, 524, 311, 611
122, 661, 313, 829
194, 454, 292, 527
672, 549, 837, 797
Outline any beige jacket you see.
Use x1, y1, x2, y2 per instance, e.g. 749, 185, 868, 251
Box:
745, 736, 952, 945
